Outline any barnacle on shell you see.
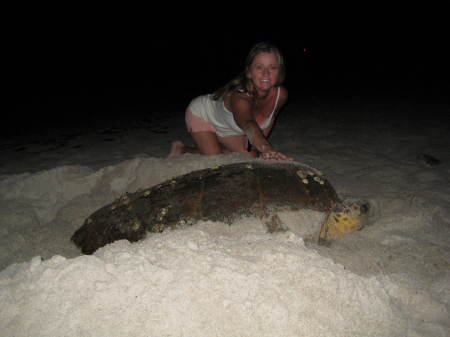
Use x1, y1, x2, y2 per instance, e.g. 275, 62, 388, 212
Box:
131, 221, 141, 231
296, 170, 306, 179
152, 223, 165, 232
313, 176, 324, 185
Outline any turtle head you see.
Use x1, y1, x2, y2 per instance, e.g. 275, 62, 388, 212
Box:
320, 201, 369, 240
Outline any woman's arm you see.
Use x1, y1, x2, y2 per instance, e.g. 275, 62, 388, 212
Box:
229, 94, 271, 151
229, 91, 292, 161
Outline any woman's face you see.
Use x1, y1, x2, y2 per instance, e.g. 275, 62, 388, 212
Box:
247, 52, 280, 93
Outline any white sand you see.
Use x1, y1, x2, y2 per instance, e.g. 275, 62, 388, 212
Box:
0, 94, 449, 336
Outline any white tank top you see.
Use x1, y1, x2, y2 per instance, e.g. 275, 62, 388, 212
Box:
188, 87, 281, 137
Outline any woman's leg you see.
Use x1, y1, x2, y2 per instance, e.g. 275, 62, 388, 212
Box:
190, 131, 223, 154
168, 109, 256, 158
168, 131, 224, 158
168, 109, 221, 158
167, 140, 191, 158
169, 132, 257, 157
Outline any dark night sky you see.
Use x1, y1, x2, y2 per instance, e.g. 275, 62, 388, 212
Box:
4, 12, 449, 135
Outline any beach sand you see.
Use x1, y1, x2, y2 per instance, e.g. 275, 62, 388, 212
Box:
1, 84, 449, 336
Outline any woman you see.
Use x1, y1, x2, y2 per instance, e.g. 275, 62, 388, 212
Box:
168, 42, 292, 161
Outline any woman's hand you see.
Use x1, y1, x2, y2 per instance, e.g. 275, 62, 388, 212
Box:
260, 148, 293, 161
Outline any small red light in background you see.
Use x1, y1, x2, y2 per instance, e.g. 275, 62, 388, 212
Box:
302, 48, 311, 55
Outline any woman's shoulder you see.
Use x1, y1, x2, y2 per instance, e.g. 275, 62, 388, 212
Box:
224, 90, 253, 114
278, 85, 288, 102
226, 90, 253, 106
228, 89, 252, 100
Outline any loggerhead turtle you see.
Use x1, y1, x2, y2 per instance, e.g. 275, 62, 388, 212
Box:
72, 161, 369, 254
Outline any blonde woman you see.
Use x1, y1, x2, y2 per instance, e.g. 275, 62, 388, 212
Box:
169, 42, 292, 161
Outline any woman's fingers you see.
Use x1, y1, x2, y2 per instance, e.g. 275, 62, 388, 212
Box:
261, 150, 293, 161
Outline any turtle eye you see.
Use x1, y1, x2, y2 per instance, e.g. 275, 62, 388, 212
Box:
359, 203, 369, 214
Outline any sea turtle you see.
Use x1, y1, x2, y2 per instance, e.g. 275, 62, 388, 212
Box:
71, 161, 369, 254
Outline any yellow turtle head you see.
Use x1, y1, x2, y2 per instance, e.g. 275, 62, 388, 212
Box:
320, 202, 369, 240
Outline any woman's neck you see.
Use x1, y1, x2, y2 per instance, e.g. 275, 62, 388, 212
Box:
254, 87, 273, 101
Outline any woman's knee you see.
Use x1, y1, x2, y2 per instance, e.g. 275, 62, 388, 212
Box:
190, 131, 222, 155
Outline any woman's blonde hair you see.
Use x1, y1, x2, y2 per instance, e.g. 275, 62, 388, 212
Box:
212, 42, 286, 100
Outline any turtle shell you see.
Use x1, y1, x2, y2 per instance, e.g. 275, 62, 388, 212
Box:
72, 161, 341, 254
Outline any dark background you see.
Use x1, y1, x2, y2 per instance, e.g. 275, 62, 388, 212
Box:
4, 12, 449, 138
